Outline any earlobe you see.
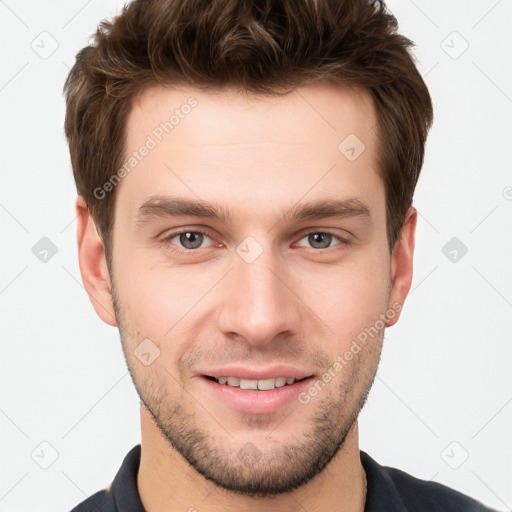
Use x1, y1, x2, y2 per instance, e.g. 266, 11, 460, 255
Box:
75, 196, 118, 327
386, 206, 417, 327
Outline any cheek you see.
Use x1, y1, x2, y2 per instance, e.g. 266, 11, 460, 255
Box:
113, 255, 223, 342
293, 253, 390, 343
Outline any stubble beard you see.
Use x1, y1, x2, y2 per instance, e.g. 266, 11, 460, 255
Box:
110, 279, 382, 497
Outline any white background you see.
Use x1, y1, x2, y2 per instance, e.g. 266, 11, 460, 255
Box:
0, 1, 511, 511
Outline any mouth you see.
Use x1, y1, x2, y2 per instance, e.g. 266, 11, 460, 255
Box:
199, 372, 316, 414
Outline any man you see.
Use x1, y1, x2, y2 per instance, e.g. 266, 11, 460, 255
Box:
64, 0, 497, 510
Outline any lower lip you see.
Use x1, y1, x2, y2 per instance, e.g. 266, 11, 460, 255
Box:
199, 376, 314, 414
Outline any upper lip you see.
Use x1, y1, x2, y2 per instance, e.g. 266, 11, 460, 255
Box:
198, 365, 315, 381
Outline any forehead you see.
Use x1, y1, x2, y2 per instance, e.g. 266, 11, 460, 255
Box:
127, 80, 377, 148
118, 81, 382, 227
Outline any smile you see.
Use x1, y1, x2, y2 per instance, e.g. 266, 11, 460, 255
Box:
200, 374, 315, 414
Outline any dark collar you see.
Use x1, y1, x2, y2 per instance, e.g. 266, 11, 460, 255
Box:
360, 450, 408, 512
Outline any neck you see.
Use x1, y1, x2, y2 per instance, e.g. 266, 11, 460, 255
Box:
137, 406, 366, 512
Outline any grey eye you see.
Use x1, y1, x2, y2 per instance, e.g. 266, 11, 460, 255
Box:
297, 232, 340, 249
177, 231, 206, 249
309, 233, 331, 249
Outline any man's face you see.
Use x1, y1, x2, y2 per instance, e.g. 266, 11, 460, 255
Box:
106, 81, 400, 495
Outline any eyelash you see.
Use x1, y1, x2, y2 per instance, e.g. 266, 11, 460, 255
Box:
159, 228, 350, 253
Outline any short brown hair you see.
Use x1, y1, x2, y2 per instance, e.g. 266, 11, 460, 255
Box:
64, 0, 433, 257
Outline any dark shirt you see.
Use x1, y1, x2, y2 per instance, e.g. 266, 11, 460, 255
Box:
70, 445, 498, 511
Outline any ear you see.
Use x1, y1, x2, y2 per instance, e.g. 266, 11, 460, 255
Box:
386, 206, 417, 327
75, 196, 117, 327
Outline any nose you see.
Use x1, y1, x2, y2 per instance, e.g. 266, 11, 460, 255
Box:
216, 243, 302, 347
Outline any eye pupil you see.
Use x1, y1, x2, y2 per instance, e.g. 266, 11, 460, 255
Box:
309, 233, 331, 249
180, 232, 203, 249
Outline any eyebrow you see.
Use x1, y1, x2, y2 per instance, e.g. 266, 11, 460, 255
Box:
135, 195, 371, 227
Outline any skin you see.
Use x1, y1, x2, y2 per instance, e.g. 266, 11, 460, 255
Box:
76, 80, 416, 512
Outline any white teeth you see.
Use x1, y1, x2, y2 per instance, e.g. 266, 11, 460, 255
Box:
214, 376, 298, 390
275, 377, 287, 388
240, 379, 258, 390
257, 378, 276, 390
